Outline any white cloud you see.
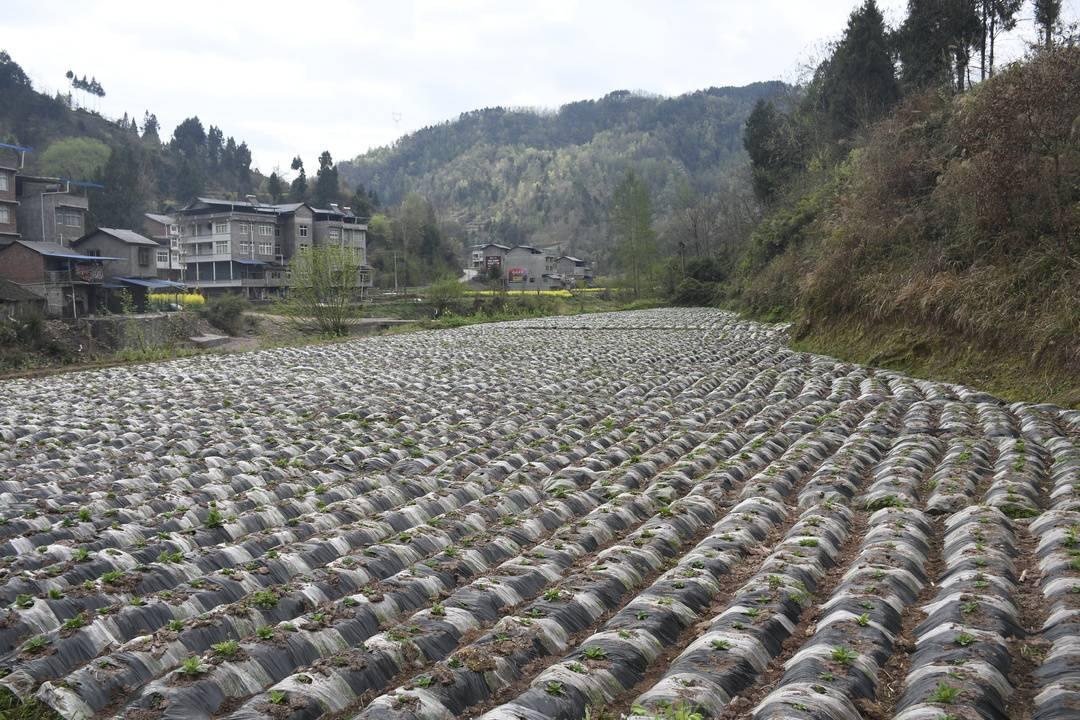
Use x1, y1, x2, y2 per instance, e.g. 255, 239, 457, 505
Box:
3, 0, 1073, 177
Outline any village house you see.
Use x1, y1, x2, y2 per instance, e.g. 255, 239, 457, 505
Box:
175, 196, 371, 298
0, 278, 46, 319
0, 240, 116, 318
15, 175, 97, 245
465, 242, 593, 290
72, 228, 183, 310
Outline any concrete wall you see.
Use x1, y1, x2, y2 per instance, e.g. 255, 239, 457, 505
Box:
16, 185, 88, 245
79, 312, 201, 350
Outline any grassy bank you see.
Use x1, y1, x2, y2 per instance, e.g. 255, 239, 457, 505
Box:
789, 318, 1080, 409
712, 48, 1080, 409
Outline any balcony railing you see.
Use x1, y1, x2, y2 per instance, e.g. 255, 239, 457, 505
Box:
43, 270, 71, 283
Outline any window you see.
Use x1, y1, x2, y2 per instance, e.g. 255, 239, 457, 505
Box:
258, 241, 272, 255
239, 240, 251, 254
328, 228, 340, 240
156, 249, 169, 264
258, 224, 272, 236
0, 207, 8, 224
274, 226, 281, 237
138, 247, 151, 266
0, 174, 8, 191
239, 223, 250, 234
214, 221, 228, 234
56, 209, 79, 226
85, 249, 101, 257
169, 224, 179, 235
297, 224, 309, 238
215, 240, 229, 255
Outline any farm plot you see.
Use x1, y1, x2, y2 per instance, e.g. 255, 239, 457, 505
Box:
0, 307, 1077, 720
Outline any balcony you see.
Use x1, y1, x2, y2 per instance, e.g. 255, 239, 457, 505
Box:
43, 270, 72, 283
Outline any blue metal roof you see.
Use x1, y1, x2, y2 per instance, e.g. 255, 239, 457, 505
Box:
58, 178, 105, 189
8, 240, 122, 261
235, 258, 264, 266
114, 277, 187, 289
0, 142, 33, 153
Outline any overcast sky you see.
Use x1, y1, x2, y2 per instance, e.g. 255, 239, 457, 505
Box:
3, 0, 1076, 177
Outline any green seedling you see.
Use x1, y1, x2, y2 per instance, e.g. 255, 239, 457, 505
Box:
830, 646, 857, 666
928, 682, 960, 704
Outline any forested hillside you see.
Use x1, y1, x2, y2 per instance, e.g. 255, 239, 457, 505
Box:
0, 51, 262, 229
339, 83, 784, 262
680, 0, 1080, 407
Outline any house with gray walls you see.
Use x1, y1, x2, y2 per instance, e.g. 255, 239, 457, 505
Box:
73, 228, 183, 310
15, 175, 96, 245
175, 196, 370, 297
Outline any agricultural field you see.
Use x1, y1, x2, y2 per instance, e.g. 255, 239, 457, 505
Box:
0, 308, 1077, 720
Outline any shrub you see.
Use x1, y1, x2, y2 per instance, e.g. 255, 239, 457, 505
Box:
425, 277, 467, 316
201, 294, 248, 335
670, 278, 717, 307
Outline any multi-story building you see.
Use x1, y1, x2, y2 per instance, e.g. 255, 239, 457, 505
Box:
144, 213, 184, 281
0, 142, 30, 242
175, 196, 371, 298
15, 175, 96, 246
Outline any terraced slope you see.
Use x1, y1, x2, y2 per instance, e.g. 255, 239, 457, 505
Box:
0, 308, 1077, 720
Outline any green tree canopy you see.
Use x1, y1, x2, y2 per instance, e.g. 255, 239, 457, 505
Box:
37, 137, 111, 180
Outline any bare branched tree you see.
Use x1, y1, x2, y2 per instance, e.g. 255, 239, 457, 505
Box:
284, 245, 365, 336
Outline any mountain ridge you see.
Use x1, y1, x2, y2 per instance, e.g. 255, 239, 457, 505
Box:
340, 81, 786, 263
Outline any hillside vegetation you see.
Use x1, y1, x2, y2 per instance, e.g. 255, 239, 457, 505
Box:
0, 51, 267, 228
727, 47, 1080, 406
339, 83, 784, 262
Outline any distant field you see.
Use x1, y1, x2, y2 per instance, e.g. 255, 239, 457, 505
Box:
0, 309, 1076, 720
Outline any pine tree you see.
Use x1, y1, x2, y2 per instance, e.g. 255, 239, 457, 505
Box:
743, 99, 802, 202
142, 112, 160, 142
819, 0, 899, 139
1034, 0, 1062, 47
89, 141, 149, 229
978, 0, 1022, 78
313, 150, 340, 208
289, 156, 307, 202
267, 172, 284, 203
901, 0, 982, 91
